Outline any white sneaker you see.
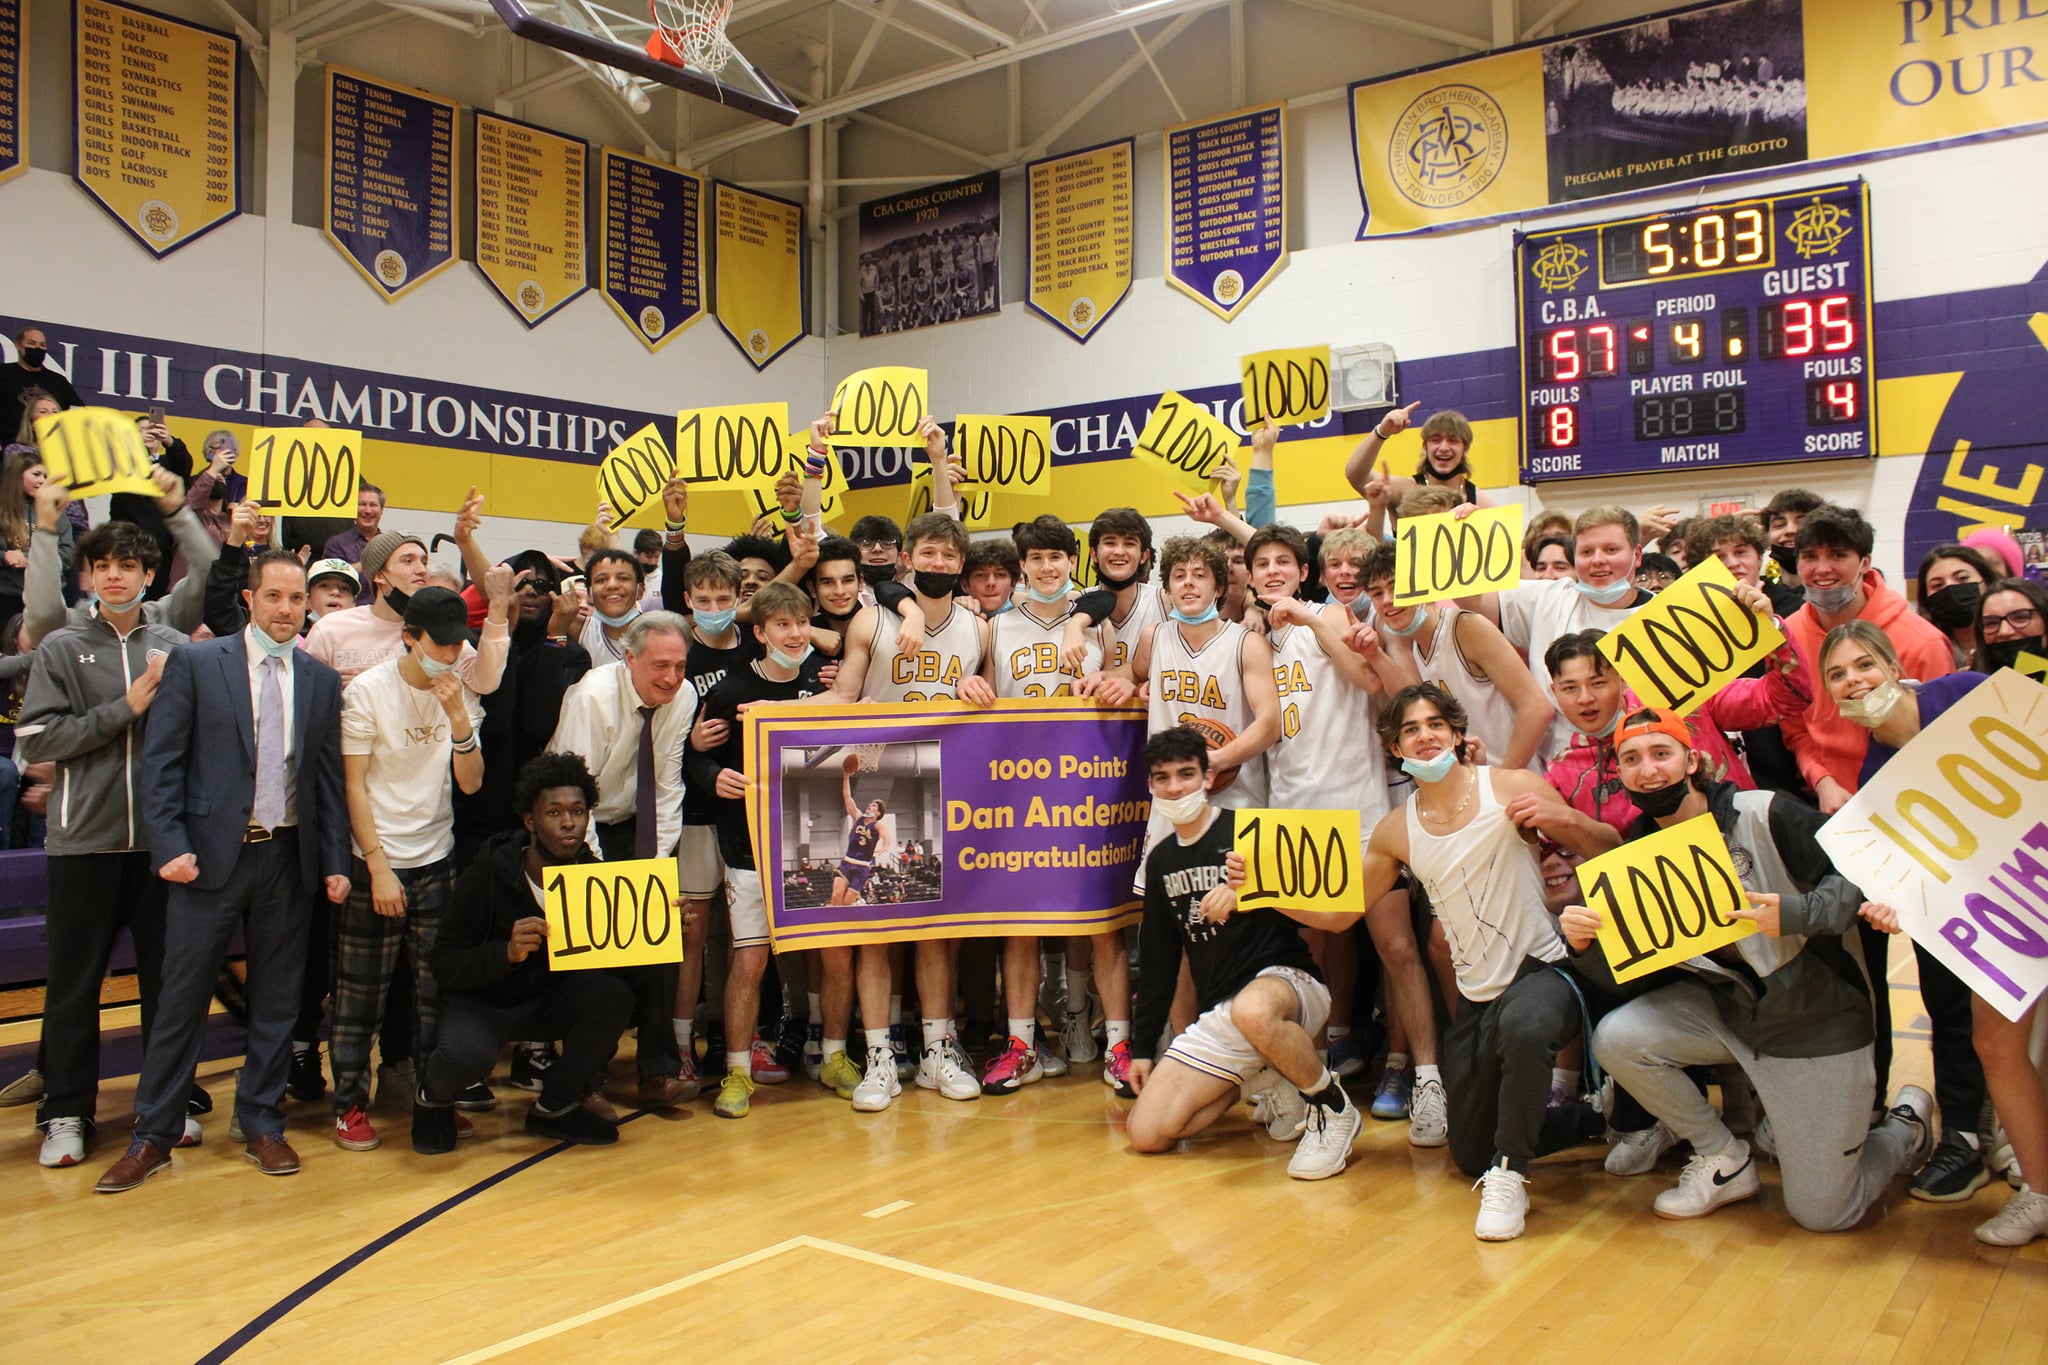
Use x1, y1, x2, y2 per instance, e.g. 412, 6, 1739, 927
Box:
1976, 1185, 2048, 1246
1887, 1085, 1936, 1173
1988, 1125, 2023, 1188
1409, 1075, 1449, 1148
1264, 1081, 1309, 1141
1062, 1010, 1099, 1065
851, 1047, 901, 1113
176, 1117, 203, 1149
39, 1116, 86, 1168
1288, 1096, 1363, 1180
1036, 1037, 1068, 1078
1605, 1121, 1677, 1176
916, 1041, 980, 1101
1654, 1141, 1760, 1219
1473, 1160, 1529, 1241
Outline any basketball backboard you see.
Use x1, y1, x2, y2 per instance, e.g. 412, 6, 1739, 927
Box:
487, 0, 801, 125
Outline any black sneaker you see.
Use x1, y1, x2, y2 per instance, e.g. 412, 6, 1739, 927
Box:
1911, 1131, 1990, 1203
525, 1101, 620, 1146
452, 1081, 498, 1112
411, 1097, 458, 1155
187, 1082, 214, 1116
773, 1013, 807, 1075
288, 1046, 326, 1101
507, 1043, 555, 1093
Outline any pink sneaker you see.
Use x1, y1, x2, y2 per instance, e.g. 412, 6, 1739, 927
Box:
1102, 1040, 1136, 1098
979, 1036, 1043, 1096
751, 1037, 791, 1085
334, 1105, 381, 1151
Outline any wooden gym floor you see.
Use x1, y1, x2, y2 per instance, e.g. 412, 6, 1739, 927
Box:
2, 949, 2045, 1364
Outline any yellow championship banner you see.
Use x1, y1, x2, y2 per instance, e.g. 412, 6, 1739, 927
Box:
0, 0, 26, 188
1599, 556, 1787, 717
1349, 0, 2048, 237
539, 858, 684, 971
1390, 504, 1525, 607
1025, 139, 1134, 344
244, 427, 362, 518
33, 408, 159, 498
472, 112, 587, 327
713, 181, 806, 371
1132, 392, 1239, 495
74, 0, 239, 257
1233, 809, 1363, 919
828, 367, 928, 447
1240, 346, 1331, 428
1577, 812, 1756, 984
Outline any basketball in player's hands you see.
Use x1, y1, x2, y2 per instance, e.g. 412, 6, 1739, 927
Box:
842, 753, 862, 775
1178, 717, 1240, 794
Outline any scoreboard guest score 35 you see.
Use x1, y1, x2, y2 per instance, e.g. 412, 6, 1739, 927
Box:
1515, 182, 1875, 483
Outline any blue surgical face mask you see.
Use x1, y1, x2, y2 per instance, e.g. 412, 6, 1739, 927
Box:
95, 585, 145, 615
1400, 748, 1459, 784
1170, 603, 1220, 626
985, 599, 1015, 616
596, 605, 642, 629
767, 643, 812, 671
415, 647, 458, 678
1573, 578, 1635, 606
1027, 577, 1073, 604
694, 607, 736, 636
1379, 605, 1427, 638
1584, 707, 1622, 738
251, 628, 296, 660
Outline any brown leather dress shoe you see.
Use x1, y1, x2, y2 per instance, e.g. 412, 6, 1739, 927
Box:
245, 1133, 302, 1176
95, 1140, 172, 1193
580, 1091, 621, 1122
636, 1075, 686, 1110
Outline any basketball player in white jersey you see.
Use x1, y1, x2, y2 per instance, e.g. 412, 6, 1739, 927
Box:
979, 516, 1138, 1096
1344, 684, 1620, 1240
1071, 507, 1166, 675
829, 512, 993, 1111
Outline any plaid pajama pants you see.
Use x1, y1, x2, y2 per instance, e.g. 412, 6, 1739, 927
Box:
330, 856, 453, 1115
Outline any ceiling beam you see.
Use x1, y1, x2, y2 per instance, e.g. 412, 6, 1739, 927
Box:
1025, 9, 1202, 159
1132, 27, 1184, 123
899, 0, 1015, 48
1267, 0, 1488, 51
1521, 0, 1581, 39
846, 110, 1002, 168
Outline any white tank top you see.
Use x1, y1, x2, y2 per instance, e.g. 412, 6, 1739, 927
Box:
1108, 585, 1166, 672
863, 601, 984, 703
1402, 767, 1563, 1002
1266, 611, 1387, 830
1414, 607, 1528, 771
1148, 617, 1267, 807
990, 605, 1110, 699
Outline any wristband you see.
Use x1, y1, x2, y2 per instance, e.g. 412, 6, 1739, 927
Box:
779, 507, 802, 523
452, 735, 479, 754
665, 518, 687, 532
1374, 422, 1393, 440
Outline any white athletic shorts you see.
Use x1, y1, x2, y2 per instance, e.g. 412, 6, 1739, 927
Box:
1162, 966, 1330, 1089
723, 865, 772, 950
679, 824, 722, 900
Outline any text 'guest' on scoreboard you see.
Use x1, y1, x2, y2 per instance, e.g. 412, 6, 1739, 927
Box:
1514, 181, 1875, 484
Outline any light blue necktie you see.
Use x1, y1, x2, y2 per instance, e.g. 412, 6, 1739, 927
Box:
252, 656, 285, 830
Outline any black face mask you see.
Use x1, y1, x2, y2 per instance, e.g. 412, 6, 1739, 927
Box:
857, 562, 896, 588
1768, 544, 1798, 573
19, 347, 45, 368
383, 586, 411, 616
913, 570, 960, 599
1923, 581, 1985, 631
1094, 565, 1141, 592
1628, 780, 1691, 819
1980, 637, 2044, 673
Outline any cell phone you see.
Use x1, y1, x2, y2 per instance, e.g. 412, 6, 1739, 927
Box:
562, 575, 587, 597
146, 406, 166, 425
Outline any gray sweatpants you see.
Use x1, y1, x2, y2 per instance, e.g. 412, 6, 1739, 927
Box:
1593, 980, 1914, 1233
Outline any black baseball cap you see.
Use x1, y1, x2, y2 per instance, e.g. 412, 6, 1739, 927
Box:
403, 585, 471, 646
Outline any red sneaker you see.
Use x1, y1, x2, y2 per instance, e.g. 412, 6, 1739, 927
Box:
674, 1054, 703, 1103
1102, 1040, 1136, 1099
751, 1037, 790, 1085
334, 1105, 381, 1151
979, 1036, 1043, 1096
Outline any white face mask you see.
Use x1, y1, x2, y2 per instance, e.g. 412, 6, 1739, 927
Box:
1838, 678, 1910, 729
1152, 788, 1209, 825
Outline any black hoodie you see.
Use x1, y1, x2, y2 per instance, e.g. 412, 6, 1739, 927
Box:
431, 827, 600, 1008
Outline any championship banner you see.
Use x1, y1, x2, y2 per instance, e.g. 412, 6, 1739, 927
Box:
1816, 670, 2048, 1022
324, 67, 458, 302
743, 699, 1148, 951
1349, 0, 2048, 237
0, 0, 25, 188
599, 148, 703, 351
471, 112, 587, 327
1164, 103, 1287, 322
857, 171, 999, 337
73, 0, 239, 257
713, 181, 805, 371
1026, 139, 1134, 344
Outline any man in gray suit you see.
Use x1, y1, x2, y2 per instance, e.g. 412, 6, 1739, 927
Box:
95, 550, 352, 1191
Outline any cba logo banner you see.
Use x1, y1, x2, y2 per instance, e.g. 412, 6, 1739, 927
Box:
1531, 241, 1588, 294
1786, 197, 1853, 259
1389, 86, 1509, 209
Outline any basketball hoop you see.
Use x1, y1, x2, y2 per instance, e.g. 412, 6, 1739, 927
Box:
648, 0, 735, 76
854, 743, 886, 773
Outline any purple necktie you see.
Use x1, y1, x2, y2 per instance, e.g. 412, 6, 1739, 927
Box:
252, 656, 285, 830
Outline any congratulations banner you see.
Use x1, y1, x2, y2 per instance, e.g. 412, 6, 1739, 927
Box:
0, 0, 24, 187
324, 67, 458, 302
599, 148, 703, 352
1350, 0, 2048, 237
857, 171, 1000, 337
74, 0, 239, 256
713, 181, 805, 370
744, 699, 1148, 951
1164, 103, 1287, 321
1026, 139, 1134, 343
472, 111, 586, 327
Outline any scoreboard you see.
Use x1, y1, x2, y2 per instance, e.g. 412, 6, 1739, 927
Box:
1514, 181, 1875, 483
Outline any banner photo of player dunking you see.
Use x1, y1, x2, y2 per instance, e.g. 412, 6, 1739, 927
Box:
857, 171, 1000, 337
744, 700, 1149, 951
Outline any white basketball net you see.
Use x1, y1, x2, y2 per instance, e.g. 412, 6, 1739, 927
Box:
854, 743, 886, 772
651, 0, 736, 75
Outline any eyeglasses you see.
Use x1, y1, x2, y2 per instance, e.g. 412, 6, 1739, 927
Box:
1982, 607, 2039, 636
857, 539, 900, 554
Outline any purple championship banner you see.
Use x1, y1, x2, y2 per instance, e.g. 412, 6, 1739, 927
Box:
0, 0, 23, 188
744, 699, 1149, 951
598, 147, 703, 352
1163, 103, 1287, 322
324, 66, 459, 302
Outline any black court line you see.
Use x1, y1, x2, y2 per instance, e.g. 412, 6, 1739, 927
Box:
199, 1111, 652, 1363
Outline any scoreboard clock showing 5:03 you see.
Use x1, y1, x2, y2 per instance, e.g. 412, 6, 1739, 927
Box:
1514, 181, 1875, 483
